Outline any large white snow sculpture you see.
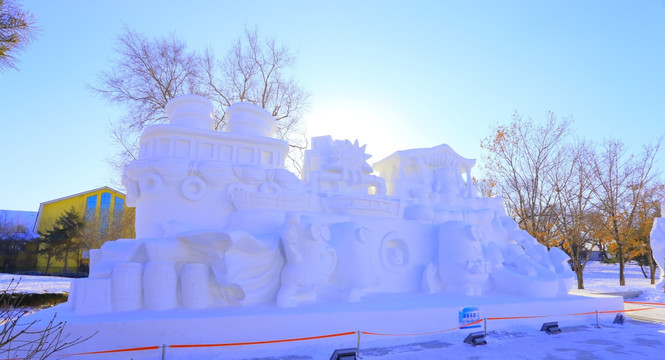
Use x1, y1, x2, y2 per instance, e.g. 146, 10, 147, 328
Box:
69, 94, 575, 315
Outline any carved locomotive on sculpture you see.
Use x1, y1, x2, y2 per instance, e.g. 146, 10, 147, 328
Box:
68, 95, 575, 315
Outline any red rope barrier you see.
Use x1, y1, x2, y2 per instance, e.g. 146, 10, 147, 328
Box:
624, 301, 665, 306
486, 307, 654, 322
562, 311, 598, 317
487, 315, 550, 321
54, 303, 661, 356
63, 345, 160, 356
169, 331, 356, 349
601, 308, 653, 314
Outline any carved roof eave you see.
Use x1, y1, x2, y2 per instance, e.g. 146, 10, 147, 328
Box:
373, 144, 476, 173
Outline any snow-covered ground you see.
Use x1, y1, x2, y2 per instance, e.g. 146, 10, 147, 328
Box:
0, 273, 71, 294
2, 262, 664, 359
574, 261, 664, 302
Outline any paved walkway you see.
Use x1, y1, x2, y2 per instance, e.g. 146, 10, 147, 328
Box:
624, 302, 665, 324
576, 289, 665, 324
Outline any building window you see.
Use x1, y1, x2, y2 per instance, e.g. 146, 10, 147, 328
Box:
85, 195, 97, 222
99, 192, 111, 234
113, 197, 125, 230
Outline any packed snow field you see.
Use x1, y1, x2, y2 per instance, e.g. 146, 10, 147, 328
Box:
1, 262, 664, 359
0, 273, 71, 294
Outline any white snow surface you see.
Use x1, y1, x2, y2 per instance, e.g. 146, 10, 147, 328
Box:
572, 261, 664, 303
0, 273, 71, 294
3, 261, 665, 359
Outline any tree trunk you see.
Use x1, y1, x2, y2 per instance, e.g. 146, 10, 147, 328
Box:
571, 250, 585, 289
618, 244, 626, 286
575, 265, 584, 289
648, 254, 656, 285
639, 264, 648, 278
63, 247, 69, 273
1, 245, 7, 273
44, 254, 52, 274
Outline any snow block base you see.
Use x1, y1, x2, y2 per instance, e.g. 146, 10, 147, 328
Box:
31, 292, 623, 359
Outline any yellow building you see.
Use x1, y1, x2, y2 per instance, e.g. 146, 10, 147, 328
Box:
34, 186, 133, 274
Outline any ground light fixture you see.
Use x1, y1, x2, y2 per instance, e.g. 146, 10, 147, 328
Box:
613, 314, 625, 324
463, 331, 487, 346
330, 348, 358, 360
540, 321, 562, 334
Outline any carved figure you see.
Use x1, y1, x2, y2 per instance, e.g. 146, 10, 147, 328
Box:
329, 223, 378, 302
276, 213, 337, 307
437, 222, 491, 296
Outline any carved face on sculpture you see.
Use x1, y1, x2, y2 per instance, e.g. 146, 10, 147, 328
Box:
325, 139, 373, 175
309, 223, 331, 242
380, 235, 410, 273
388, 247, 405, 265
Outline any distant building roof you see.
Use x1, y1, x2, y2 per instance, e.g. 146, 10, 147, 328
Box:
0, 210, 40, 240
38, 186, 125, 206
33, 186, 127, 233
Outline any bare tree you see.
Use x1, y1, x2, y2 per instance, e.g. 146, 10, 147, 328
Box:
471, 177, 496, 198
202, 27, 310, 173
0, 211, 38, 273
79, 206, 135, 252
551, 140, 595, 289
626, 181, 663, 285
0, 0, 40, 72
1, 280, 95, 359
591, 137, 662, 286
92, 27, 204, 175
480, 111, 573, 247
92, 26, 310, 178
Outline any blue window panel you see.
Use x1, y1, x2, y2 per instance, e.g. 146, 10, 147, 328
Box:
85, 195, 97, 222
113, 197, 125, 229
99, 193, 111, 234
100, 193, 111, 209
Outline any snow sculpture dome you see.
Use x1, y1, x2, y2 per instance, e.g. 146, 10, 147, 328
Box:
165, 94, 215, 130
225, 102, 276, 137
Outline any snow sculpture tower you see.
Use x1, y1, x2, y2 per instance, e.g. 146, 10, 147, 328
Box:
123, 95, 289, 238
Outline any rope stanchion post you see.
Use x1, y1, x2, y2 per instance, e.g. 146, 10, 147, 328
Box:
161, 344, 166, 360
356, 330, 360, 355
595, 310, 599, 328
483, 318, 487, 336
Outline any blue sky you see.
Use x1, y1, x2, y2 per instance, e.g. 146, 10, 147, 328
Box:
1, 0, 664, 211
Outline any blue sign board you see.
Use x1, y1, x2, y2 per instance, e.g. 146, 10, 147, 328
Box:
459, 307, 481, 329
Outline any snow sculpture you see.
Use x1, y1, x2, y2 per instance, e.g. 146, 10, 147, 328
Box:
68, 94, 576, 315
180, 263, 212, 309
328, 222, 378, 301
277, 212, 337, 307
649, 210, 665, 279
110, 262, 142, 311
143, 261, 177, 310
437, 222, 491, 296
